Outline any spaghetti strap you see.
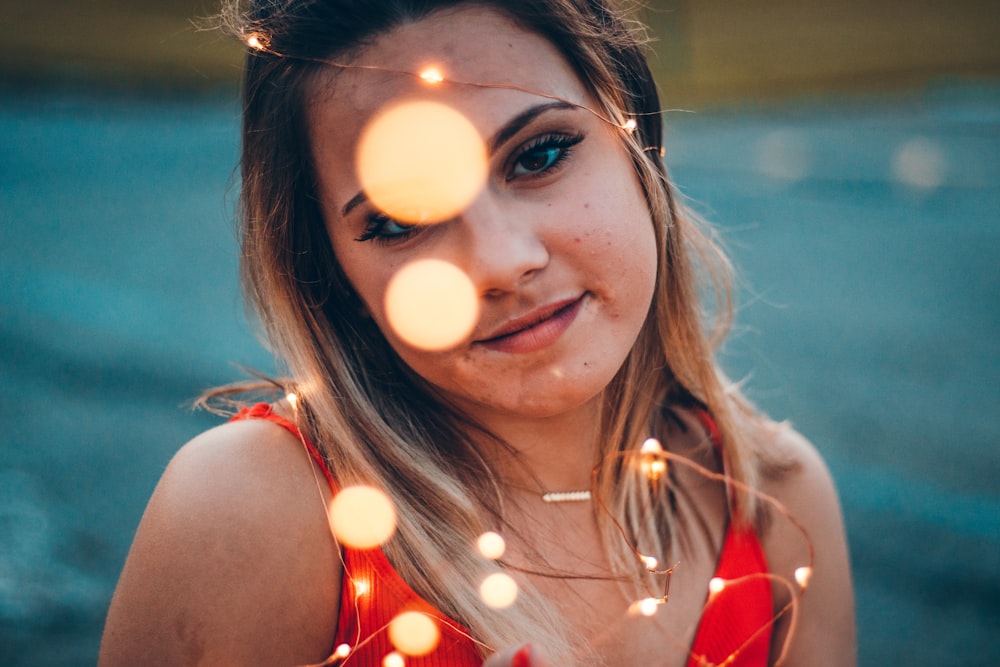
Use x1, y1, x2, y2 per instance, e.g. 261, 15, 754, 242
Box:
231, 403, 339, 492
232, 403, 771, 666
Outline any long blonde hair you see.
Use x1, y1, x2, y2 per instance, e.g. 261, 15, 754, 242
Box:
215, 0, 781, 661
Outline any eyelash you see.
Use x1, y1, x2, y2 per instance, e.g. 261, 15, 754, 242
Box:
508, 131, 584, 181
355, 130, 586, 245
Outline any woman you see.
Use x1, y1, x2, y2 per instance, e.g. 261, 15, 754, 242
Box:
100, 1, 855, 665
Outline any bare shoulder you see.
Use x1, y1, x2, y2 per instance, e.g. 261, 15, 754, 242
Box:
759, 425, 857, 666
100, 416, 341, 666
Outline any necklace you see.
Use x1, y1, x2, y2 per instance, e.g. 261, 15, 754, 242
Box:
541, 490, 592, 503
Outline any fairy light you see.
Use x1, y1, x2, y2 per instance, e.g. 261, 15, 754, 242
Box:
383, 652, 405, 667
419, 66, 444, 84
480, 572, 519, 608
640, 438, 661, 454
640, 438, 667, 481
329, 485, 397, 549
389, 611, 441, 656
356, 100, 488, 224
629, 597, 661, 617
353, 579, 370, 599
229, 37, 820, 667
245, 32, 268, 51
476, 531, 506, 560
384, 259, 479, 351
285, 391, 298, 410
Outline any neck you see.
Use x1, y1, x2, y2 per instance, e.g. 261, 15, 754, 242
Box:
468, 397, 603, 495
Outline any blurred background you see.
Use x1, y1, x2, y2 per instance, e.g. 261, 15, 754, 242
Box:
1, 0, 998, 664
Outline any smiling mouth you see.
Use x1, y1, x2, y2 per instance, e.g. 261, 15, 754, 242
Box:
476, 295, 586, 353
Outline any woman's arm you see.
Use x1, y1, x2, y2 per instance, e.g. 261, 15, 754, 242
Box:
99, 418, 341, 666
763, 428, 857, 666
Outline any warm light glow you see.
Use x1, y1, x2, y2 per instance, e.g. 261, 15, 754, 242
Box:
642, 457, 667, 481
640, 438, 662, 454
389, 611, 441, 656
384, 259, 479, 351
641, 555, 658, 570
629, 597, 660, 617
477, 531, 506, 560
623, 118, 638, 133
285, 392, 298, 410
419, 66, 444, 84
353, 579, 370, 598
245, 33, 267, 50
383, 652, 405, 667
795, 566, 813, 588
357, 100, 488, 224
480, 572, 519, 608
329, 486, 397, 549
334, 644, 351, 659
708, 577, 726, 596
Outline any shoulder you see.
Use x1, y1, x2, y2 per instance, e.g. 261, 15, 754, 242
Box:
100, 416, 341, 666
758, 426, 857, 666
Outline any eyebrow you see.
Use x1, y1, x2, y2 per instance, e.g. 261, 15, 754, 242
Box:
340, 100, 578, 218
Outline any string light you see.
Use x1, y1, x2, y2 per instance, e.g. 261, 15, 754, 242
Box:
388, 611, 441, 656
285, 391, 298, 410
479, 572, 519, 608
357, 100, 488, 225
329, 485, 397, 549
353, 578, 370, 599
235, 32, 815, 667
419, 66, 444, 84
639, 437, 667, 482
245, 32, 268, 51
476, 531, 506, 560
384, 259, 479, 351
383, 652, 405, 667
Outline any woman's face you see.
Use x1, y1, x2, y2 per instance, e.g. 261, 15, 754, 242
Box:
309, 5, 658, 423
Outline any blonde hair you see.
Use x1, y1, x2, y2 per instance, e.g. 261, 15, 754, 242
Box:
214, 0, 782, 662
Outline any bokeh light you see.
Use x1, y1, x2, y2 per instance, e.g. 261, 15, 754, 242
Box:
388, 611, 441, 656
755, 129, 812, 182
477, 531, 506, 560
383, 652, 405, 667
419, 66, 444, 84
892, 137, 947, 189
357, 100, 488, 224
384, 259, 479, 350
328, 485, 397, 549
480, 572, 519, 608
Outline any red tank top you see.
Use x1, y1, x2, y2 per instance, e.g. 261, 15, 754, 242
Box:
233, 404, 772, 666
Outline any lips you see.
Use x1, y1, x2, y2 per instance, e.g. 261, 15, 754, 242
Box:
475, 294, 586, 353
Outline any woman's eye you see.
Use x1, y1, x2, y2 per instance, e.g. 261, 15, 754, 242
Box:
509, 132, 584, 180
355, 214, 418, 244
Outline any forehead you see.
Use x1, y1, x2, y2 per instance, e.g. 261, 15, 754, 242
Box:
307, 5, 590, 141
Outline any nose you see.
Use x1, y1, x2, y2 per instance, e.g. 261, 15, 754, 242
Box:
453, 193, 550, 297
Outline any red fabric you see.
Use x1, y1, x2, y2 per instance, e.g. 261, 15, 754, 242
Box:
233, 404, 772, 666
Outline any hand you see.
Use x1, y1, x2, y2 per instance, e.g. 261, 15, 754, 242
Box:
482, 643, 549, 667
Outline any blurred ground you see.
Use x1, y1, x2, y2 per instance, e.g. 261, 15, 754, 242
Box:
1, 1, 999, 665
